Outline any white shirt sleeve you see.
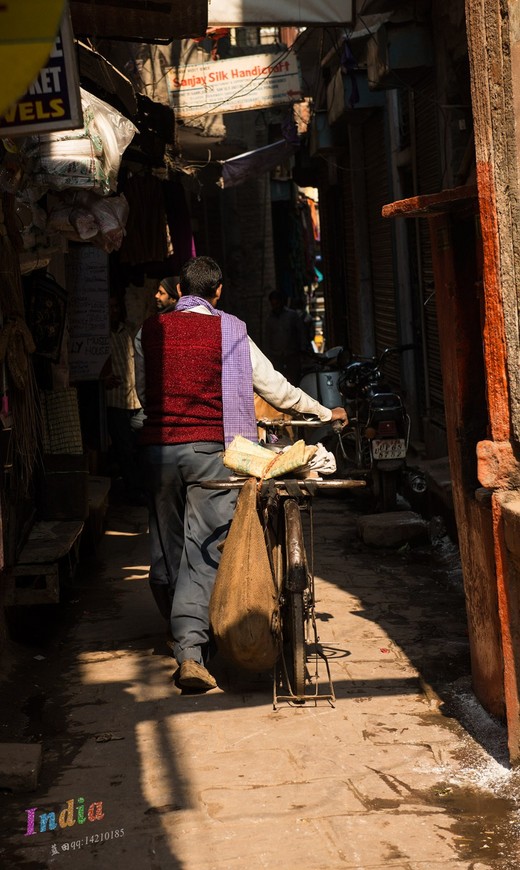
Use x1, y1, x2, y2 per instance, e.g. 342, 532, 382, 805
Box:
249, 337, 332, 421
134, 308, 334, 423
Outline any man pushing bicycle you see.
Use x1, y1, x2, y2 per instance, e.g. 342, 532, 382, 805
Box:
134, 256, 347, 691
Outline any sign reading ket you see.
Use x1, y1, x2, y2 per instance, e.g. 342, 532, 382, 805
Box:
0, 0, 65, 116
167, 52, 302, 119
0, 12, 81, 136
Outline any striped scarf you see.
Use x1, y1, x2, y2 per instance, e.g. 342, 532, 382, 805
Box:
175, 295, 257, 446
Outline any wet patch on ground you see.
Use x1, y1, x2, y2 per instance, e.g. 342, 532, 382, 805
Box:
435, 785, 519, 867
413, 627, 520, 868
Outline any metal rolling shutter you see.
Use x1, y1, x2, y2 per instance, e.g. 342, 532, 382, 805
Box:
341, 154, 361, 354
363, 110, 399, 383
414, 78, 445, 425
317, 161, 348, 349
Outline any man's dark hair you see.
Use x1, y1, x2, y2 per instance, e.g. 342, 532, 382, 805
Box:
179, 256, 223, 298
160, 276, 179, 300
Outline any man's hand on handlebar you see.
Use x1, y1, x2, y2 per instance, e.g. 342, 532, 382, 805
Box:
330, 407, 348, 429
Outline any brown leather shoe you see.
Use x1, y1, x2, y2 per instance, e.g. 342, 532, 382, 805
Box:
178, 660, 217, 690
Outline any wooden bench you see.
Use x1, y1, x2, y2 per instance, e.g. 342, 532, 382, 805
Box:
6, 520, 84, 606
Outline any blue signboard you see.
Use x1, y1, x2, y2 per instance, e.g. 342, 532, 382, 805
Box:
0, 11, 82, 136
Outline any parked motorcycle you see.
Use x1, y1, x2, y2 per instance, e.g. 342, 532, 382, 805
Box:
300, 345, 425, 511
300, 346, 346, 446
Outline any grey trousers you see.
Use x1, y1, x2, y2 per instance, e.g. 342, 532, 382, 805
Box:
142, 442, 237, 664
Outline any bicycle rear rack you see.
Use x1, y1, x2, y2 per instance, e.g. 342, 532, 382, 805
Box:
273, 610, 336, 709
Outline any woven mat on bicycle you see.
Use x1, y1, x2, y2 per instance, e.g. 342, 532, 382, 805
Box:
209, 477, 281, 671
223, 434, 317, 479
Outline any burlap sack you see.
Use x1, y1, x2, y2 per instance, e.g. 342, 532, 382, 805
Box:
209, 478, 281, 671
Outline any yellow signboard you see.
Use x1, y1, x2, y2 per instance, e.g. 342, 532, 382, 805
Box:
0, 0, 65, 117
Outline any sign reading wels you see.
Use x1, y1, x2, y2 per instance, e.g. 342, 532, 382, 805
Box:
167, 53, 302, 119
0, 0, 64, 116
0, 12, 82, 136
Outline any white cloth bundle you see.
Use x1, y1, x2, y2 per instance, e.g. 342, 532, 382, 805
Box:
293, 441, 337, 475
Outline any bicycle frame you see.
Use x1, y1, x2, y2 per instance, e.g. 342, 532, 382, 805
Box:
204, 476, 364, 708
204, 415, 364, 707
257, 480, 333, 707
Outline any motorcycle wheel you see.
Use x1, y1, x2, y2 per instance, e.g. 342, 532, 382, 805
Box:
329, 432, 358, 479
373, 468, 398, 512
333, 442, 352, 478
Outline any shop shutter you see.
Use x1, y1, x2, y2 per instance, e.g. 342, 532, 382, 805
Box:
341, 153, 361, 355
317, 160, 348, 349
414, 78, 445, 426
363, 110, 399, 384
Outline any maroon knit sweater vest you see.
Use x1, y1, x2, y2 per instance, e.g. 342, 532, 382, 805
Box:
140, 311, 224, 444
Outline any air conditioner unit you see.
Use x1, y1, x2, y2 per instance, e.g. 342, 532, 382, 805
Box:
366, 22, 433, 90
326, 68, 385, 126
309, 111, 334, 155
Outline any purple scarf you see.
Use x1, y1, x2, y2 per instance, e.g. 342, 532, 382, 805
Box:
175, 295, 257, 446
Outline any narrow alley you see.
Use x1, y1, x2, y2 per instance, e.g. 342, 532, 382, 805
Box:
4, 3, 520, 867
1, 491, 518, 870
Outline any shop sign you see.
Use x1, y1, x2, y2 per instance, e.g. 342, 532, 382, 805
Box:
0, 11, 82, 136
167, 52, 302, 119
0, 0, 65, 116
207, 0, 353, 25
67, 246, 110, 382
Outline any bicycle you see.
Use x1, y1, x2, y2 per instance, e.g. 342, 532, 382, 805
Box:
203, 417, 364, 708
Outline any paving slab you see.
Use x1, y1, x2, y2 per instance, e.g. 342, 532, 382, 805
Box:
357, 511, 429, 547
0, 742, 42, 792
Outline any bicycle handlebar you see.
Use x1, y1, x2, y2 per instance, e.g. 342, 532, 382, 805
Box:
377, 343, 415, 365
257, 416, 324, 428
201, 478, 365, 491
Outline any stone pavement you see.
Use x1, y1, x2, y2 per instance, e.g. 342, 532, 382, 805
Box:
1, 491, 520, 869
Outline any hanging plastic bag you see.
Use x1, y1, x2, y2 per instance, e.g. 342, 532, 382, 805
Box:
28, 89, 137, 195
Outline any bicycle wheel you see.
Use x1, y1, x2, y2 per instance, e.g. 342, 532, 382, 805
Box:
288, 590, 306, 696
284, 499, 308, 696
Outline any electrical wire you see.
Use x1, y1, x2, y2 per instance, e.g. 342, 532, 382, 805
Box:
306, 11, 470, 191
354, 11, 467, 189
173, 45, 297, 121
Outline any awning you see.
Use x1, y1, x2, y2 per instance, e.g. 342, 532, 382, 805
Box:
218, 139, 297, 188
77, 41, 138, 120
69, 0, 208, 43
76, 42, 176, 165
208, 0, 353, 26
355, 0, 399, 13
